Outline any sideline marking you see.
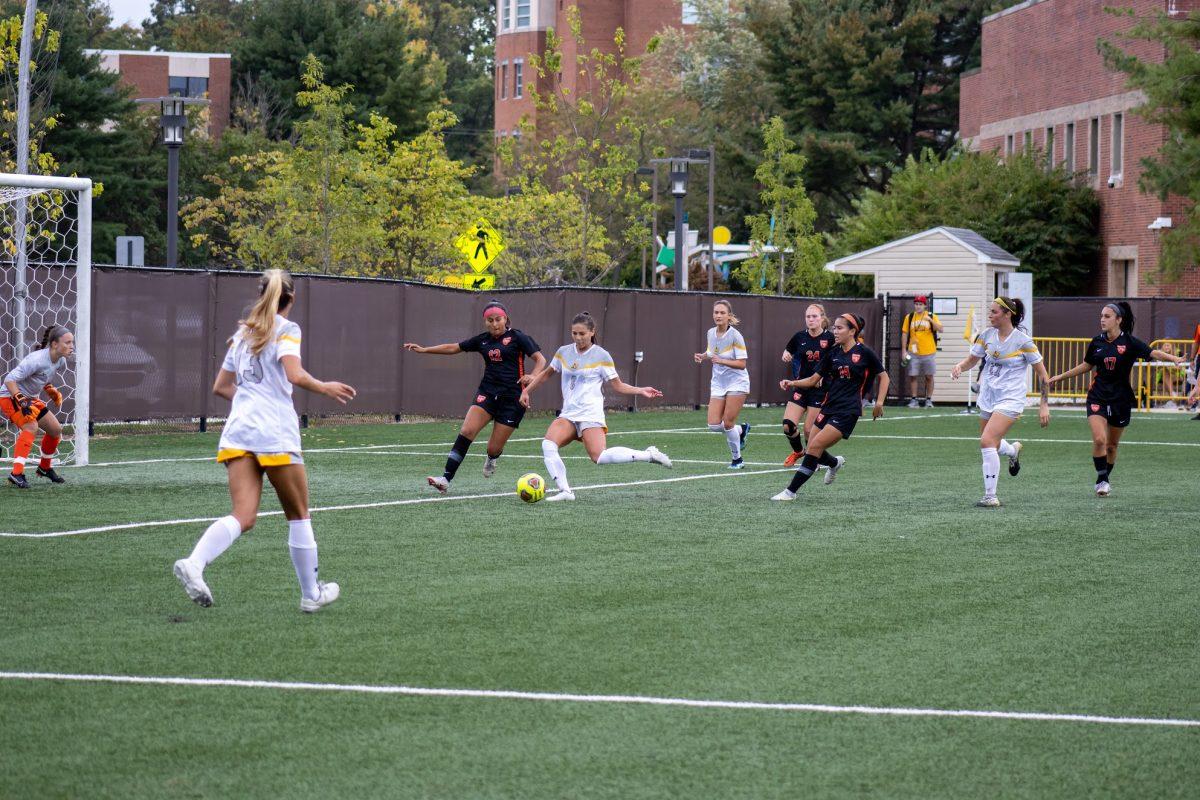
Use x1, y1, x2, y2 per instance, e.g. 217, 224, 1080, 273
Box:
0, 467, 792, 539
1, 671, 1196, 728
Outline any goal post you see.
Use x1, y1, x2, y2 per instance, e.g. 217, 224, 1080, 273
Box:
1, 172, 92, 466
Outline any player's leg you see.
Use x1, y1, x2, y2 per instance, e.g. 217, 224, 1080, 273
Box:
908, 371, 920, 407
723, 392, 749, 456
34, 410, 65, 483
482, 400, 521, 476
592, 424, 671, 467
1087, 413, 1110, 490
978, 413, 1017, 505
7, 418, 38, 488
431, 404, 492, 492
542, 418, 578, 499
175, 456, 263, 606
774, 422, 843, 499
782, 400, 805, 465
1103, 422, 1126, 485
266, 462, 337, 611
924, 373, 935, 407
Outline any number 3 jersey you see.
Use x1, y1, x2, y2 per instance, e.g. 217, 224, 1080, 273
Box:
219, 314, 303, 455
550, 343, 618, 424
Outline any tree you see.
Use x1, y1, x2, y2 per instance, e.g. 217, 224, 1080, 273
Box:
140, 0, 246, 52
746, 0, 999, 227
1101, 8, 1200, 283
832, 149, 1101, 296
735, 117, 827, 295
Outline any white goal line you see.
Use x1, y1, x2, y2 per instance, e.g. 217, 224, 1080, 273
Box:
1, 671, 1196, 728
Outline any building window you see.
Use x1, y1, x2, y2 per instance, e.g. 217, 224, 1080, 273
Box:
1088, 117, 1100, 180
1044, 126, 1054, 170
683, 2, 699, 23
1109, 258, 1136, 296
513, 61, 523, 98
516, 0, 530, 27
1023, 130, 1032, 152
169, 75, 208, 97
1065, 122, 1075, 172
1005, 134, 1014, 157
1111, 112, 1124, 181
500, 63, 508, 99
500, 0, 510, 30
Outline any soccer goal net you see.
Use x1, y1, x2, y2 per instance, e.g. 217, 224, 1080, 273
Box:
1, 173, 92, 466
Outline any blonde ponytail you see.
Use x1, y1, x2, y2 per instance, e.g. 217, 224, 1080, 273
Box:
237, 269, 295, 355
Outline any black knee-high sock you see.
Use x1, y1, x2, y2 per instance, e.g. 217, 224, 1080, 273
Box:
786, 432, 805, 453
444, 434, 472, 480
817, 451, 838, 468
787, 454, 821, 493
1092, 455, 1109, 482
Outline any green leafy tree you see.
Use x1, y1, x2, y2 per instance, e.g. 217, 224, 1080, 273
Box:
833, 148, 1101, 295
735, 116, 827, 295
746, 0, 1000, 227
140, 0, 245, 52
1102, 8, 1200, 283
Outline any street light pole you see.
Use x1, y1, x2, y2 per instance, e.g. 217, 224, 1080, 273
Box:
669, 159, 689, 291
166, 143, 180, 268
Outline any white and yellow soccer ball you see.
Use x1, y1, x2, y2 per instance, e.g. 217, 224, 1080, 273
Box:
516, 472, 546, 503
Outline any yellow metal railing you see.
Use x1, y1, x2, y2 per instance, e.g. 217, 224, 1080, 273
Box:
1028, 336, 1195, 410
1032, 337, 1091, 399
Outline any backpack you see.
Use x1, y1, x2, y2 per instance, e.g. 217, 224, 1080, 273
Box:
903, 311, 939, 348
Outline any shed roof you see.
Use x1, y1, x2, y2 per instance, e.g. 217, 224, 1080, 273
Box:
825, 227, 1020, 270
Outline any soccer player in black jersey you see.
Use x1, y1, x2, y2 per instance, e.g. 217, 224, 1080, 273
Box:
780, 303, 834, 466
772, 313, 889, 501
1048, 301, 1187, 496
404, 301, 546, 493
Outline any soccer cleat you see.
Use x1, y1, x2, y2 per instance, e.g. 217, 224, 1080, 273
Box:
823, 455, 845, 485
545, 490, 576, 502
907, 399, 920, 408
1007, 441, 1023, 477
8, 472, 29, 489
783, 451, 802, 467
173, 558, 213, 608
300, 581, 340, 613
646, 446, 672, 469
739, 423, 751, 450
482, 457, 498, 478
36, 466, 65, 484
924, 399, 934, 408
771, 489, 797, 501
975, 495, 1002, 508
427, 476, 449, 494
1095, 481, 1111, 497
729, 457, 744, 470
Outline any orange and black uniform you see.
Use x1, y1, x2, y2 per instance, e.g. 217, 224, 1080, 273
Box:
785, 329, 835, 408
812, 342, 884, 440
458, 328, 541, 428
1085, 332, 1152, 428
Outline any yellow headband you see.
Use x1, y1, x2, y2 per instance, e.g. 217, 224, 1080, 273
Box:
993, 297, 1016, 315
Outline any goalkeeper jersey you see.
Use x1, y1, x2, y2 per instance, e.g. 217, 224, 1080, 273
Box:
1, 348, 67, 400
218, 315, 303, 455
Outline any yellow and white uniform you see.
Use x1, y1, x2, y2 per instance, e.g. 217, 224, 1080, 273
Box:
551, 343, 618, 433
217, 314, 304, 466
970, 327, 1042, 419
706, 325, 750, 396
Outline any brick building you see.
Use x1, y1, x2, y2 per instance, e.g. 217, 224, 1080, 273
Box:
86, 49, 232, 140
494, 1, 693, 141
959, 0, 1200, 297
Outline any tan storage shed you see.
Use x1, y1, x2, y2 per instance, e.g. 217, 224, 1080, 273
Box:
825, 228, 1019, 404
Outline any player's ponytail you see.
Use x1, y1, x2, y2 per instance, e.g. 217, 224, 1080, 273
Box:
39, 324, 69, 350
571, 311, 597, 345
1112, 301, 1135, 334
714, 299, 740, 327
239, 269, 295, 355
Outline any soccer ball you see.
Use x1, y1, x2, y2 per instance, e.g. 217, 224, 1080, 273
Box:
516, 473, 546, 503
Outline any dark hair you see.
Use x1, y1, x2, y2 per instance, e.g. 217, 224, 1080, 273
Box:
39, 324, 70, 350
1110, 301, 1135, 334
571, 311, 597, 344
838, 312, 865, 341
996, 296, 1025, 329
482, 299, 508, 317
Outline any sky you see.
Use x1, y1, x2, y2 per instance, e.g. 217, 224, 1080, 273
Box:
106, 0, 155, 27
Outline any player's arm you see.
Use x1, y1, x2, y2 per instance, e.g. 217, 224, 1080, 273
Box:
521, 351, 547, 386
280, 355, 356, 404
1048, 361, 1093, 384
1035, 361, 1052, 427
950, 354, 980, 378
872, 371, 890, 420
1149, 348, 1188, 366
4, 375, 33, 412
519, 361, 557, 407
782, 373, 821, 391
403, 342, 463, 355
608, 377, 662, 399
212, 369, 237, 401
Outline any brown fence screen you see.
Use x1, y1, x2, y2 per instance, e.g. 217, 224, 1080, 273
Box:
1033, 297, 1200, 342
87, 267, 883, 422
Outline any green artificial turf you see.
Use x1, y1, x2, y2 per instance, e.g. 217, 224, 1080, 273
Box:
2, 407, 1198, 798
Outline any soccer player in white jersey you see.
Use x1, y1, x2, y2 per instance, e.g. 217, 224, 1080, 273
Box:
173, 270, 356, 612
951, 297, 1051, 508
2, 324, 73, 488
520, 311, 672, 501
694, 299, 751, 468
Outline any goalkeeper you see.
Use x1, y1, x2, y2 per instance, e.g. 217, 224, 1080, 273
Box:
2, 324, 73, 489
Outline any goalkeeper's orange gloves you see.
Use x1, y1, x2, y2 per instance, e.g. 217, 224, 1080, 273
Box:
13, 392, 32, 415
44, 384, 63, 407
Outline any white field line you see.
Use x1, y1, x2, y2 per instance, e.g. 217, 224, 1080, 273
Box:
0, 466, 793, 539
1, 671, 1197, 728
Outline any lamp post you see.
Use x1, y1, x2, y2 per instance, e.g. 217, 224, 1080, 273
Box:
688, 148, 716, 291
669, 158, 689, 291
138, 95, 207, 268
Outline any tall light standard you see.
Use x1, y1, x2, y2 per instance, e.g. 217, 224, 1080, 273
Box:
669, 158, 689, 291
687, 147, 716, 291
138, 96, 207, 268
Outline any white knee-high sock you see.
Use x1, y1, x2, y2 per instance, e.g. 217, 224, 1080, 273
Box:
997, 439, 1016, 457
981, 447, 1000, 497
707, 422, 724, 433
724, 424, 742, 459
288, 518, 320, 601
597, 446, 651, 464
188, 515, 242, 567
542, 439, 571, 491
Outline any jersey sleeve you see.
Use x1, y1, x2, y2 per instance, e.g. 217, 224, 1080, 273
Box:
785, 332, 804, 356
901, 314, 911, 335
970, 333, 986, 359
816, 350, 835, 380
1131, 336, 1154, 360
549, 347, 565, 372
516, 330, 541, 356
1084, 338, 1101, 366
221, 342, 237, 372
1019, 335, 1043, 365
598, 348, 618, 381
276, 321, 302, 361
732, 330, 748, 359
865, 347, 885, 375
458, 333, 483, 352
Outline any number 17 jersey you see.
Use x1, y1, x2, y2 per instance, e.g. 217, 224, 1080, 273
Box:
219, 314, 303, 455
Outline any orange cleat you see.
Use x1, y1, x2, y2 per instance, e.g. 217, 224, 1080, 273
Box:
783, 451, 802, 467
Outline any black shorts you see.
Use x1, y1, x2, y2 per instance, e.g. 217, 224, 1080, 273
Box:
787, 387, 823, 410
814, 411, 859, 440
473, 390, 526, 428
1087, 397, 1132, 428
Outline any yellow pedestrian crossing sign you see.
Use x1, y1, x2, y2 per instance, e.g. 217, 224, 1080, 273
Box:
454, 218, 505, 273
426, 272, 496, 291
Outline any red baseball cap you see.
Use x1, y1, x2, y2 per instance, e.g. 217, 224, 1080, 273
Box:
914, 295, 928, 304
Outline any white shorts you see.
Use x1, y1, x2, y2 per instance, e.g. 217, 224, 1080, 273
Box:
977, 388, 1024, 420
567, 419, 607, 439
710, 372, 751, 397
